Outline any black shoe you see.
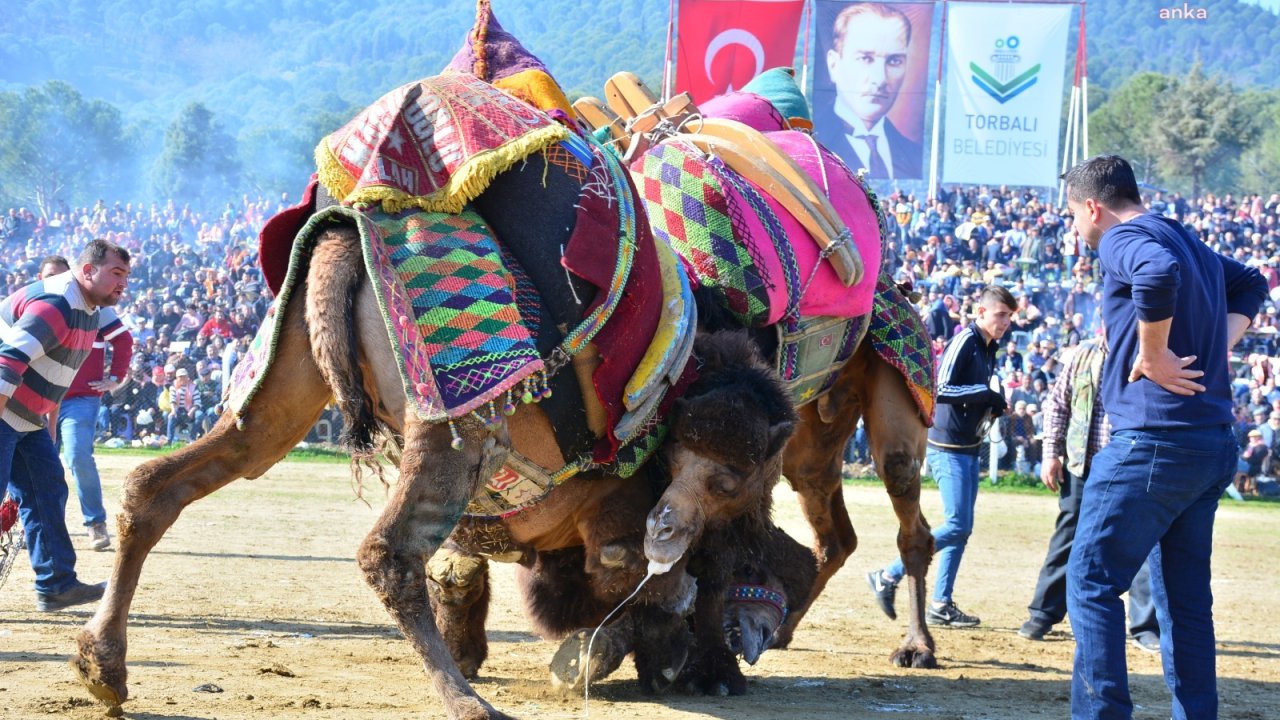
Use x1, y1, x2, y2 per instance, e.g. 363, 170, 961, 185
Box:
866, 570, 898, 620
1130, 632, 1160, 654
927, 601, 981, 628
1018, 618, 1052, 640
36, 580, 106, 612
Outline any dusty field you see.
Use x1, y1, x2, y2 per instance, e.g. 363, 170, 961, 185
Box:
1, 453, 1277, 720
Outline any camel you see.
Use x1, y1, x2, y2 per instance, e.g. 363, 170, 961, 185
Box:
428, 330, 812, 694
72, 86, 936, 720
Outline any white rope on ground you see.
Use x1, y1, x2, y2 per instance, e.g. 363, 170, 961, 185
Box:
582, 570, 655, 717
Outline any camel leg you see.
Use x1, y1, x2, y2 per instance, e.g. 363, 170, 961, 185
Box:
356, 416, 513, 720
859, 349, 937, 669
427, 538, 493, 679
775, 353, 868, 648
73, 297, 332, 706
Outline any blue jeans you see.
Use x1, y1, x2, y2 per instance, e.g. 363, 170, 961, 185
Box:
886, 446, 980, 603
58, 395, 107, 526
1067, 425, 1236, 720
1, 419, 81, 595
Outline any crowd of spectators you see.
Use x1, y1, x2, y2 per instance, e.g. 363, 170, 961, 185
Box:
855, 186, 1280, 493
6, 185, 1280, 487
2, 196, 290, 447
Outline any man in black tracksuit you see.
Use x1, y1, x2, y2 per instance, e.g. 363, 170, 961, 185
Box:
868, 285, 1015, 627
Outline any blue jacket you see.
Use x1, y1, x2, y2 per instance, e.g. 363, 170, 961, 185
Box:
928, 323, 1003, 453
1098, 213, 1268, 432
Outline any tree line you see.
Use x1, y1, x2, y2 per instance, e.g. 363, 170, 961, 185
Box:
4, 61, 1278, 217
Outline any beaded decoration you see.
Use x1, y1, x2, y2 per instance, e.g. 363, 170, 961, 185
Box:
727, 584, 788, 623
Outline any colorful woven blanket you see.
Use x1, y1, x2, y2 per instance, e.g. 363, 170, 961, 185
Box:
315, 72, 569, 215
637, 131, 884, 326
867, 273, 936, 425
228, 204, 544, 425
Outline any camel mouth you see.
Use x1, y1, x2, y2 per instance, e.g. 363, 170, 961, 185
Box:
643, 524, 693, 570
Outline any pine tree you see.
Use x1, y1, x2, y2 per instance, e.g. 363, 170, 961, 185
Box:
151, 102, 242, 210
1152, 63, 1258, 197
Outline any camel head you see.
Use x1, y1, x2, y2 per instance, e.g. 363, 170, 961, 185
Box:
645, 331, 797, 573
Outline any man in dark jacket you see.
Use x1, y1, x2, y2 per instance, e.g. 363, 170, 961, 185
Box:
927, 293, 958, 343
867, 284, 1015, 628
1062, 155, 1267, 720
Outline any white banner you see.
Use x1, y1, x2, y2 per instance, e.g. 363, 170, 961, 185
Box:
942, 2, 1072, 186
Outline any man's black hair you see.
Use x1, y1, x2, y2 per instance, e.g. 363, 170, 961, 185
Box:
1061, 155, 1142, 207
77, 238, 131, 267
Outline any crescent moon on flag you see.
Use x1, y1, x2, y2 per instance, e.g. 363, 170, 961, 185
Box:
704, 29, 765, 84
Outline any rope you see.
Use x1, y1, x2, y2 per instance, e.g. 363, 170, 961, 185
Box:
583, 571, 655, 715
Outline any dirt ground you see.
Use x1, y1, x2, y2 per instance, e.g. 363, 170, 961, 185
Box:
1, 454, 1277, 720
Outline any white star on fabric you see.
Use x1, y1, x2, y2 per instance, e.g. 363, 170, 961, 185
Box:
386, 128, 405, 153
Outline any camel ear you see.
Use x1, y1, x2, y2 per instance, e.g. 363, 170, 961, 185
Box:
765, 420, 796, 459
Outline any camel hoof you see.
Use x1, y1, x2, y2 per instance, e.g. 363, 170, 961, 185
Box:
549, 628, 627, 691
889, 647, 938, 669
71, 632, 128, 707
450, 696, 516, 720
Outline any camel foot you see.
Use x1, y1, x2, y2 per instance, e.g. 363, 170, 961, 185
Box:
448, 696, 516, 720
677, 645, 746, 696
549, 626, 630, 691
72, 629, 128, 706
889, 645, 938, 669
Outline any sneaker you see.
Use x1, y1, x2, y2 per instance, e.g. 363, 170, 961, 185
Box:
1130, 632, 1160, 654
88, 522, 111, 551
865, 570, 898, 620
36, 580, 107, 612
1018, 618, 1052, 641
927, 601, 981, 628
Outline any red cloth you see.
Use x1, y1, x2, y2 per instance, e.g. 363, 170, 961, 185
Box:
675, 0, 806, 104
258, 176, 318, 297
560, 165, 677, 462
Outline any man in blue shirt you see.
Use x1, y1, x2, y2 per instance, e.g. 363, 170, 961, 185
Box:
1061, 155, 1267, 720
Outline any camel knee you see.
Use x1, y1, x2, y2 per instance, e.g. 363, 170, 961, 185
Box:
358, 533, 428, 611
880, 449, 922, 498
427, 546, 488, 606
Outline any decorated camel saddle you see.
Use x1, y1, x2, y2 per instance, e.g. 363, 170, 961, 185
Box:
577, 69, 932, 414
231, 13, 933, 521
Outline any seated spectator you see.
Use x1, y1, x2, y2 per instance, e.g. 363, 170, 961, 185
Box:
1237, 429, 1270, 496
198, 307, 236, 340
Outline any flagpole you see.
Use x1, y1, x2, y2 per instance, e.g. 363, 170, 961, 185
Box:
662, 0, 677, 100
1079, 1, 1088, 157
1067, 6, 1082, 169
799, 0, 813, 98
928, 0, 948, 204
1057, 1, 1084, 205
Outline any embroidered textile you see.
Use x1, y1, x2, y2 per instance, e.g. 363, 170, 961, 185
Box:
316, 72, 570, 215
867, 273, 936, 424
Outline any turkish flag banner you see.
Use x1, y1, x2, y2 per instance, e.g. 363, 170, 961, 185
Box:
676, 0, 806, 104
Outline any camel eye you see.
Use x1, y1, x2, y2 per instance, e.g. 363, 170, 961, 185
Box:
711, 471, 741, 496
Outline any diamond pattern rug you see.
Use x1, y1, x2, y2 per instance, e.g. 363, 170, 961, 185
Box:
364, 207, 543, 419
639, 140, 772, 326
868, 273, 936, 425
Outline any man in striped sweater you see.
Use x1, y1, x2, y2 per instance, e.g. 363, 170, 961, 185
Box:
1, 239, 131, 611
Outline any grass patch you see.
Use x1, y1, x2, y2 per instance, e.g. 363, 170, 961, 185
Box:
842, 470, 1280, 505
95, 442, 351, 464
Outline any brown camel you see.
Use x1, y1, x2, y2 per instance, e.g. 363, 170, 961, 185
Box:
70, 225, 811, 719
428, 330, 809, 695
